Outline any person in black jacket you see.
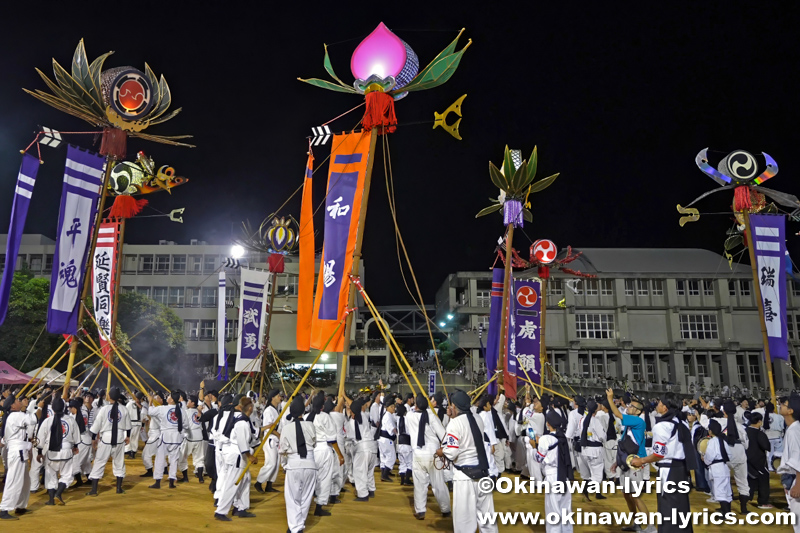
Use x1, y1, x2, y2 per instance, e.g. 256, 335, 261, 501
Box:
745, 413, 773, 509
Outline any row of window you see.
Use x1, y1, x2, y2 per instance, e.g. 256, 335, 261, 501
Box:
573, 313, 719, 340
184, 319, 237, 341
120, 275, 299, 307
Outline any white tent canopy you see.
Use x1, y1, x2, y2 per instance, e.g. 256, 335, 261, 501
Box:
26, 367, 78, 387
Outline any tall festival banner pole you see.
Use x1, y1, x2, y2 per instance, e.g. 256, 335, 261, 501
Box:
339, 129, 378, 397
679, 148, 793, 406
743, 211, 778, 406
298, 23, 470, 397
20, 40, 193, 399
476, 146, 560, 398
260, 263, 279, 397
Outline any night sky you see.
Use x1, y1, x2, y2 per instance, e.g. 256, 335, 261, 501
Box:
1, 3, 799, 304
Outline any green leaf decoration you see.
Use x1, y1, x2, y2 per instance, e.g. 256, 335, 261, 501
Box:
323, 44, 349, 88
88, 50, 113, 102
71, 40, 101, 108
476, 204, 503, 218
298, 77, 358, 94
510, 161, 529, 194
724, 235, 744, 251
148, 107, 182, 126
489, 162, 507, 191
52, 59, 103, 116
24, 88, 100, 126
503, 146, 515, 180
148, 75, 173, 121
529, 173, 560, 193
143, 63, 162, 112
526, 146, 538, 184
410, 28, 464, 83
34, 68, 89, 114
397, 41, 471, 94
522, 208, 533, 223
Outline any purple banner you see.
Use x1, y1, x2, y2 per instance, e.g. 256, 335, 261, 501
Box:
0, 154, 40, 324
507, 278, 542, 385
236, 268, 269, 372
750, 214, 788, 360
47, 146, 104, 335
485, 268, 505, 395
318, 171, 358, 320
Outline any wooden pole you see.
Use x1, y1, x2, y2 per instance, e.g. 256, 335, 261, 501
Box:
339, 128, 379, 397
497, 224, 515, 387
63, 158, 113, 399
260, 272, 279, 397
540, 277, 547, 396
743, 211, 778, 406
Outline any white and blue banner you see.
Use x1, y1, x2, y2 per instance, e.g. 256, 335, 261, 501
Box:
217, 271, 226, 368
47, 145, 105, 335
235, 268, 271, 372
750, 213, 789, 360
0, 154, 40, 324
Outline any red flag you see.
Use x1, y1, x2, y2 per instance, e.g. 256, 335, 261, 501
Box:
296, 154, 314, 351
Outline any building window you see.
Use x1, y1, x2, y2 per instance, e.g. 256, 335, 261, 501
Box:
703, 279, 714, 296
29, 255, 42, 272
794, 281, 800, 297
789, 315, 795, 340
203, 255, 217, 273
575, 313, 615, 339
155, 255, 170, 274
168, 287, 184, 308
152, 287, 168, 305
739, 280, 751, 296
749, 362, 761, 382
225, 286, 239, 302
188, 255, 203, 274
475, 290, 490, 308
636, 280, 648, 296
549, 280, 563, 296
679, 314, 719, 340
624, 279, 635, 296
478, 315, 490, 331
600, 280, 614, 296
136, 287, 151, 298
652, 279, 664, 296
44, 254, 53, 273
225, 320, 237, 341
278, 274, 299, 296
586, 280, 598, 296
123, 255, 137, 273
172, 255, 186, 274
687, 280, 700, 296
697, 363, 707, 377
676, 280, 685, 296
202, 287, 217, 307
185, 320, 199, 340
632, 363, 641, 381
646, 363, 656, 382
729, 280, 736, 296
200, 320, 216, 340
186, 287, 200, 307
737, 364, 747, 384
139, 255, 153, 274
684, 364, 691, 377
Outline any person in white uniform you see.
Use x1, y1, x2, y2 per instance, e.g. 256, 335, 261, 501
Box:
395, 404, 414, 486
536, 410, 574, 533
578, 399, 607, 499
281, 396, 318, 533
566, 396, 588, 494
328, 397, 348, 495
405, 393, 451, 520
765, 401, 785, 471
720, 400, 750, 513
378, 394, 399, 482
36, 397, 79, 506
437, 390, 498, 533
703, 419, 733, 515
149, 391, 189, 489
214, 396, 258, 521
140, 392, 163, 478
491, 392, 510, 473
86, 388, 131, 496
178, 394, 205, 483
0, 394, 35, 520
778, 394, 800, 533
125, 392, 145, 459
349, 397, 377, 501
308, 393, 344, 511
69, 397, 92, 486
255, 389, 282, 493
526, 398, 546, 482
476, 395, 500, 479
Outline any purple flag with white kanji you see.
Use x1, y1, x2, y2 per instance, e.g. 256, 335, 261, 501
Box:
486, 268, 505, 395
0, 154, 40, 324
750, 214, 788, 360
507, 278, 542, 396
47, 145, 105, 335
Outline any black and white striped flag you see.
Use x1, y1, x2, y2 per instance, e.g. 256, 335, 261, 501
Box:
311, 125, 331, 146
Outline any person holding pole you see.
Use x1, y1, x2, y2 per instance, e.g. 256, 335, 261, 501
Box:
0, 395, 35, 520
86, 387, 131, 496
254, 389, 282, 494
405, 393, 450, 520
214, 396, 258, 521
281, 395, 318, 533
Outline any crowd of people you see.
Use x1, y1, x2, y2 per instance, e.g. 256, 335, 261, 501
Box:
1, 380, 800, 532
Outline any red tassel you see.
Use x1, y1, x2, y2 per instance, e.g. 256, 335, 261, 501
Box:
109, 196, 148, 219
362, 91, 397, 134
734, 186, 752, 212
100, 128, 128, 160
538, 266, 550, 279
268, 253, 285, 273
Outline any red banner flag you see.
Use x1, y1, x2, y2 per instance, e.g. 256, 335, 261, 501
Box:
310, 131, 373, 352
92, 220, 120, 368
296, 153, 315, 352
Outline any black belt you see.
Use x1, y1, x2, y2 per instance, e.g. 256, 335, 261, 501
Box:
709, 459, 726, 466
380, 431, 396, 441
583, 441, 603, 448
398, 435, 411, 446
656, 459, 686, 468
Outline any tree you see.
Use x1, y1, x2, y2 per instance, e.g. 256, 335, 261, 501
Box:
0, 270, 65, 371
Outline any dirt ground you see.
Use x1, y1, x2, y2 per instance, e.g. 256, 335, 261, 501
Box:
3, 457, 795, 532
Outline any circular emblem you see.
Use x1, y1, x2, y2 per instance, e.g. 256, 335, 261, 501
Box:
109, 69, 155, 120
168, 408, 178, 424
532, 239, 557, 264
83, 414, 89, 425
726, 150, 758, 182
61, 420, 69, 438
516, 285, 538, 308
107, 409, 122, 423
192, 412, 201, 424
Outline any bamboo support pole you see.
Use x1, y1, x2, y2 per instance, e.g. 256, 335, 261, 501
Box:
18, 337, 69, 397
497, 225, 515, 389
